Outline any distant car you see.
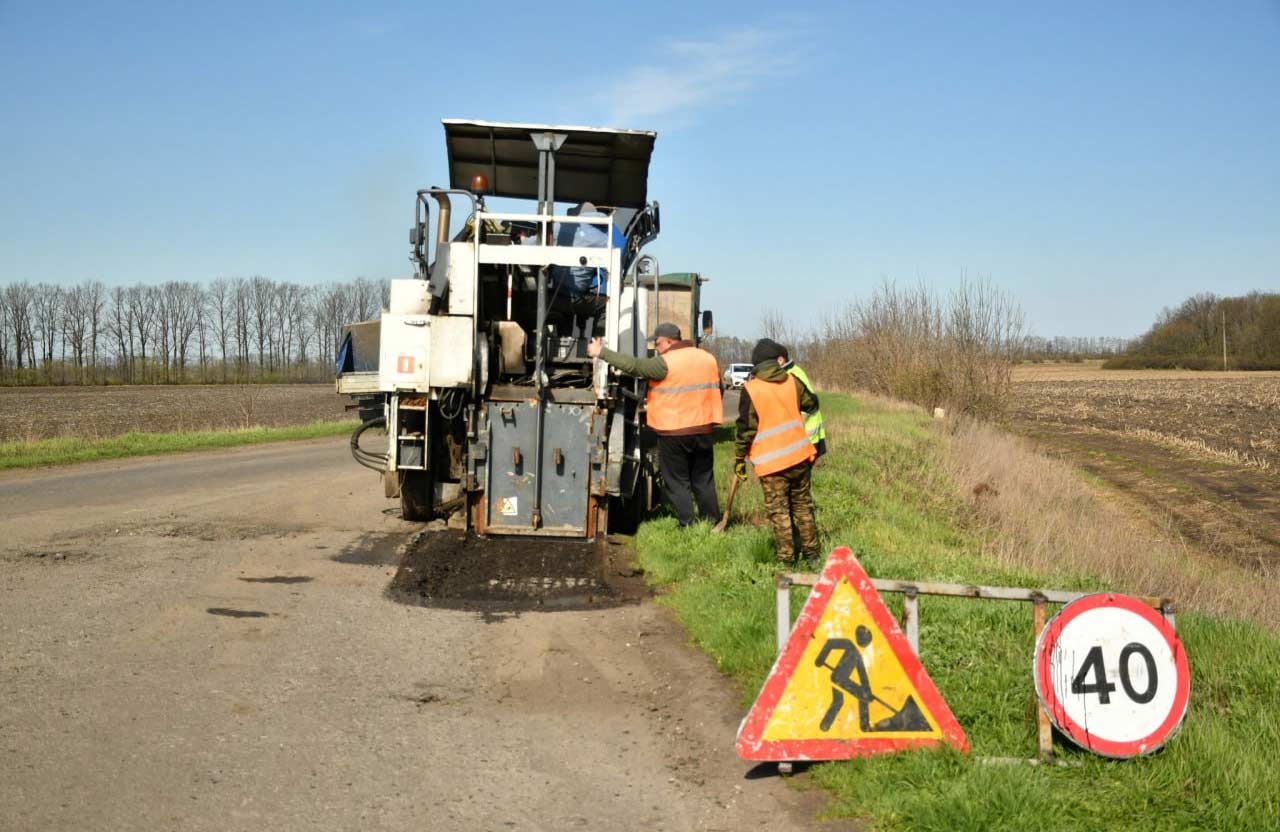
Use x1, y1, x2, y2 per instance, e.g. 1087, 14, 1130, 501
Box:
723, 363, 752, 388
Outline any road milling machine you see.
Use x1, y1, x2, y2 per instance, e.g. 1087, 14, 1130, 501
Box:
337, 120, 712, 539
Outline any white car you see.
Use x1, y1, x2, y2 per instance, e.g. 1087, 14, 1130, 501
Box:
723, 363, 752, 388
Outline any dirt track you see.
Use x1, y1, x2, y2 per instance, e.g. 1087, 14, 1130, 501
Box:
0, 439, 846, 831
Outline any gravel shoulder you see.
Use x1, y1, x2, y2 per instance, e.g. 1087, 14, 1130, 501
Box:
0, 438, 846, 831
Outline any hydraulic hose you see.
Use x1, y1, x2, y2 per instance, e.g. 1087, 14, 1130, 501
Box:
350, 416, 388, 472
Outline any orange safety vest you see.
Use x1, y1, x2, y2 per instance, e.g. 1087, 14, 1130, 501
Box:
744, 376, 816, 476
646, 345, 723, 434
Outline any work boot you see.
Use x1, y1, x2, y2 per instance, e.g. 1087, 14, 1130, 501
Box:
796, 552, 823, 572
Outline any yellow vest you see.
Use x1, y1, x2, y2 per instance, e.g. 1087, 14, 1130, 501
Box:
786, 364, 826, 445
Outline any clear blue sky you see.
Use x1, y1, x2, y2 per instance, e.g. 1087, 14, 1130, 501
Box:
2, 1, 1277, 338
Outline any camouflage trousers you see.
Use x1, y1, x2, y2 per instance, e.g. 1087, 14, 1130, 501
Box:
759, 461, 818, 563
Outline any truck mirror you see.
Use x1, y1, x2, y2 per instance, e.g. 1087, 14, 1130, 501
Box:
702, 310, 714, 337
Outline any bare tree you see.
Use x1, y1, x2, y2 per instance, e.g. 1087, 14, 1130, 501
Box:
292, 285, 315, 375
161, 281, 199, 379
232, 277, 251, 376
315, 282, 348, 360
195, 289, 209, 382
32, 284, 64, 382
249, 275, 274, 373
127, 284, 158, 383
105, 285, 132, 382
209, 277, 232, 381
63, 283, 91, 383
350, 277, 381, 323
759, 308, 792, 344
0, 291, 8, 378
85, 280, 106, 383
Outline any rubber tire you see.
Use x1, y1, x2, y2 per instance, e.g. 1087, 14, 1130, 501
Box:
399, 470, 433, 522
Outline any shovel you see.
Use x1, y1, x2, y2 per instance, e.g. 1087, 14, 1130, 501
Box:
711, 474, 743, 533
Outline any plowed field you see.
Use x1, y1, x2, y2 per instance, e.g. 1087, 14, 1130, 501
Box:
0, 384, 349, 442
1010, 363, 1280, 569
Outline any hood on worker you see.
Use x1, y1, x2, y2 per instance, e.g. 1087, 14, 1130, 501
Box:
750, 362, 790, 382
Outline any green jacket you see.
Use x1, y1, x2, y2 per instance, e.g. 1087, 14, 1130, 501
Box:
596, 345, 671, 381
735, 362, 819, 461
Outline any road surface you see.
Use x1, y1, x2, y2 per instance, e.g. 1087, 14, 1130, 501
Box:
0, 438, 847, 831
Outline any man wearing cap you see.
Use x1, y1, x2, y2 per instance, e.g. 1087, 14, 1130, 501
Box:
588, 323, 723, 528
735, 338, 820, 564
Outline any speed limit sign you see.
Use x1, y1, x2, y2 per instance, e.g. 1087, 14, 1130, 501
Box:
1034, 593, 1190, 758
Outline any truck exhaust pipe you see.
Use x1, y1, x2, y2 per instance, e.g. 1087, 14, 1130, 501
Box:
431, 192, 451, 244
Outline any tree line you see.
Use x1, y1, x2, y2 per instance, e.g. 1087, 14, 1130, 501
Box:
0, 278, 387, 385
1023, 335, 1134, 360
1104, 291, 1280, 370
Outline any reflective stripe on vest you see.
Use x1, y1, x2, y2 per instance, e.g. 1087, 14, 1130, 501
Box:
650, 381, 720, 395
646, 346, 724, 433
745, 377, 816, 477
786, 364, 826, 445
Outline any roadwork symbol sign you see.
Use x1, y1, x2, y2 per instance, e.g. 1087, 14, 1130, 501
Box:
737, 547, 968, 761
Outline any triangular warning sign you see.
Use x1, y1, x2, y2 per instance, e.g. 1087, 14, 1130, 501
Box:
737, 547, 968, 760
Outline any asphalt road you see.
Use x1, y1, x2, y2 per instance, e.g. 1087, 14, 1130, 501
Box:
0, 439, 846, 831
722, 388, 740, 420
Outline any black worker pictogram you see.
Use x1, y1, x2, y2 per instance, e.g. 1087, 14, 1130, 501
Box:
814, 625, 932, 734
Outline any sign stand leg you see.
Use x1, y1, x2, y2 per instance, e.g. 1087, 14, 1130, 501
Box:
775, 575, 792, 655
902, 588, 919, 655
1032, 597, 1053, 760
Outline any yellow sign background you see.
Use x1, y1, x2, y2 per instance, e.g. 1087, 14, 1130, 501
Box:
762, 577, 944, 741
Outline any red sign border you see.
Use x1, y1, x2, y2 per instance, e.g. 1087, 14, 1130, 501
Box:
1034, 593, 1190, 759
736, 546, 969, 761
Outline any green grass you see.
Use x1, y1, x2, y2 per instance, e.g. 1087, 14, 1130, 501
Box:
635, 394, 1280, 831
0, 419, 358, 470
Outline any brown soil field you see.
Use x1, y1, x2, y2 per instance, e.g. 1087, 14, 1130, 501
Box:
0, 384, 350, 442
1013, 359, 1280, 383
1010, 363, 1280, 571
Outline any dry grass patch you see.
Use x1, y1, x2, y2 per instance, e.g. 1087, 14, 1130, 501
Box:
944, 417, 1275, 627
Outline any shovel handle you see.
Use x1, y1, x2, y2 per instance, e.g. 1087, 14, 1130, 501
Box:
712, 473, 742, 532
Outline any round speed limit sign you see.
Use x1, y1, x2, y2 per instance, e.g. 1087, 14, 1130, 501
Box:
1034, 594, 1189, 758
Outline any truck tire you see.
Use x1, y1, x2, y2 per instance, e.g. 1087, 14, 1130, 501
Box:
399, 470, 433, 522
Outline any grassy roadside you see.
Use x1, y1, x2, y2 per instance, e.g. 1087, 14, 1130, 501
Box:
0, 419, 358, 470
635, 393, 1280, 831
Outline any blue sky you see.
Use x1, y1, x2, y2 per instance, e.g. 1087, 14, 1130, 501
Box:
2, 1, 1277, 338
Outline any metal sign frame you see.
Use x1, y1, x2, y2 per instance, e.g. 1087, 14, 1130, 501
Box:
776, 570, 1177, 761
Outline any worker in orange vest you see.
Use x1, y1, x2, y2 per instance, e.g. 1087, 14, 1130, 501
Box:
588, 322, 723, 527
735, 338, 819, 563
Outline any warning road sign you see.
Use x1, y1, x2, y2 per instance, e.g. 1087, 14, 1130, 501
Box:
1034, 593, 1189, 758
736, 547, 968, 761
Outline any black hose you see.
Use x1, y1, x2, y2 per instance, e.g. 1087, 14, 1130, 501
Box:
351, 416, 388, 471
